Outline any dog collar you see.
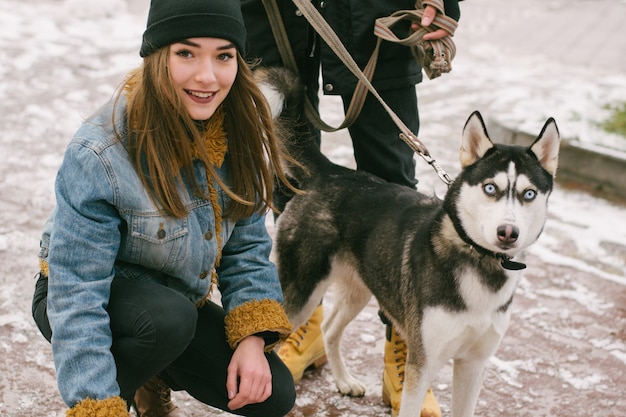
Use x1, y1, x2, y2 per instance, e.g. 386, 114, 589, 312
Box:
470, 246, 526, 271
449, 214, 527, 270
463, 239, 527, 270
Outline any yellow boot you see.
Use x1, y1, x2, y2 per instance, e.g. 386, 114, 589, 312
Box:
382, 327, 441, 417
277, 304, 327, 383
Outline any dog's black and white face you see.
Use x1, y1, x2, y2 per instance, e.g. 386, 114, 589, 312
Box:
447, 112, 560, 257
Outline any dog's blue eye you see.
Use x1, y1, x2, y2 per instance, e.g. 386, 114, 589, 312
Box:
483, 183, 496, 196
523, 189, 536, 201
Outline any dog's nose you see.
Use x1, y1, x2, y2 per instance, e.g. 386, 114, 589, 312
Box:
497, 224, 519, 244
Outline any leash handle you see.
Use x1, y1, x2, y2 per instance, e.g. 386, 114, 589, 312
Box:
374, 0, 458, 79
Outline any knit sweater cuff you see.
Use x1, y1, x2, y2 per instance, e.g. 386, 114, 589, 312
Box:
224, 299, 292, 351
66, 396, 129, 416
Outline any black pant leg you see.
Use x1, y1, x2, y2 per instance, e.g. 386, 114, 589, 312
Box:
343, 86, 419, 189
107, 278, 198, 403
32, 273, 53, 341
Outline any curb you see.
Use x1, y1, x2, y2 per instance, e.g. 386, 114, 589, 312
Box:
488, 119, 626, 200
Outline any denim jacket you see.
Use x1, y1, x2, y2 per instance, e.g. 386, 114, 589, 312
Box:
39, 95, 291, 407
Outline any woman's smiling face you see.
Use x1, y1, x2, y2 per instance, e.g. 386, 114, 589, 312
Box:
168, 37, 238, 121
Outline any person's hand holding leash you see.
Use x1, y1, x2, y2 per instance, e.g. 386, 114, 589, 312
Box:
413, 5, 449, 40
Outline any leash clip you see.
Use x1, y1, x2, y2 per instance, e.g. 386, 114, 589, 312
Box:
427, 157, 454, 186
399, 132, 453, 186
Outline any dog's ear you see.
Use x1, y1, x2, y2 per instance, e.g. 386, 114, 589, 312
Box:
460, 111, 494, 167
530, 118, 560, 177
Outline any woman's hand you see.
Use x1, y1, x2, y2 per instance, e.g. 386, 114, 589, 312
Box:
226, 335, 272, 410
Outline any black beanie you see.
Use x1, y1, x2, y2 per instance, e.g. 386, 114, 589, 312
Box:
140, 0, 247, 57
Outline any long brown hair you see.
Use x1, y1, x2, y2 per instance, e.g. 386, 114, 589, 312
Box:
115, 48, 297, 220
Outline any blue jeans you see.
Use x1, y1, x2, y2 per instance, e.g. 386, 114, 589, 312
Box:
32, 275, 295, 416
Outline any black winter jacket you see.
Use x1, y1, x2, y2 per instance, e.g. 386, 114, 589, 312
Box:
241, 0, 460, 96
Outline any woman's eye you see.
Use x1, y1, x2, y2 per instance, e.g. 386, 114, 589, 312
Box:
218, 52, 234, 61
483, 183, 497, 196
175, 49, 193, 58
523, 189, 536, 201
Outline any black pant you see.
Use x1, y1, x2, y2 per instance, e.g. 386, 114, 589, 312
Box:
342, 87, 418, 189
32, 275, 295, 416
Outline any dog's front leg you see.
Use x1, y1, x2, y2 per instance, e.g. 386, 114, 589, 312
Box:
397, 354, 434, 417
451, 357, 489, 417
451, 323, 507, 417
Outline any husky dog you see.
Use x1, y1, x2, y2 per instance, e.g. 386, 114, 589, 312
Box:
258, 68, 560, 417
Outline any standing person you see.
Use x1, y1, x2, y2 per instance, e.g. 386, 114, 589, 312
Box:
31, 0, 298, 416
240, 1, 461, 416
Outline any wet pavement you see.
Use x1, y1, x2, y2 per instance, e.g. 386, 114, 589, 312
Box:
0, 0, 625, 416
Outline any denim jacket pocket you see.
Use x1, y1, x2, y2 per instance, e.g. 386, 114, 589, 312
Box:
124, 214, 189, 271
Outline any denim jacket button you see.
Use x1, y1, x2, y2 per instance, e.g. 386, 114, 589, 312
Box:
157, 229, 166, 239
204, 231, 213, 240
199, 270, 209, 280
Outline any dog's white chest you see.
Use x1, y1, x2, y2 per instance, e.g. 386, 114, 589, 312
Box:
422, 306, 510, 363
422, 268, 520, 362
457, 266, 520, 312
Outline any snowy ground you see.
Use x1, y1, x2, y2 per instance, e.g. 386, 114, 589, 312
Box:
0, 0, 625, 416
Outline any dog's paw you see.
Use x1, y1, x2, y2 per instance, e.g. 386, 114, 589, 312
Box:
335, 377, 366, 397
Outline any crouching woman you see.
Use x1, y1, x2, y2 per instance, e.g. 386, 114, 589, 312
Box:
31, 0, 297, 415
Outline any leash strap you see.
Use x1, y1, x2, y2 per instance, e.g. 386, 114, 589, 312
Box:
262, 0, 454, 185
261, 0, 364, 132
291, 0, 454, 185
289, 0, 419, 147
262, 0, 457, 132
